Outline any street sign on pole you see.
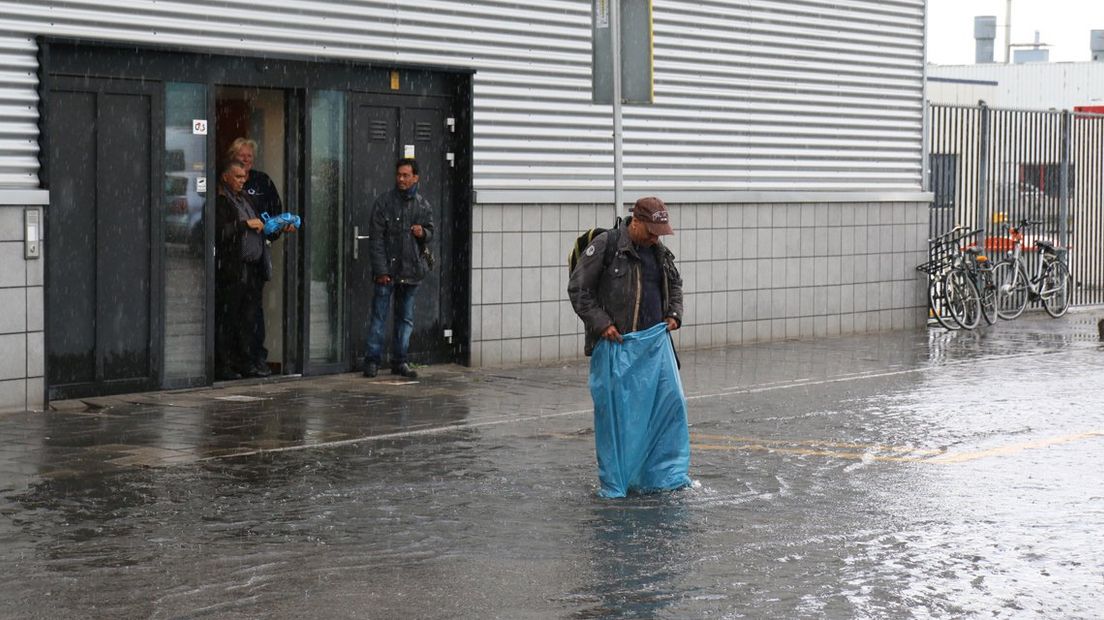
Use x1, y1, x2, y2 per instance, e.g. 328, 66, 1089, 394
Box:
593, 0, 653, 216
592, 0, 653, 105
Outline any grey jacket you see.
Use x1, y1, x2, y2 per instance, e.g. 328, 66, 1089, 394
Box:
567, 221, 684, 356
368, 188, 435, 284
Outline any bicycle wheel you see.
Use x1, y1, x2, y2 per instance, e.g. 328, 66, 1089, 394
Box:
992, 260, 1029, 320
1040, 260, 1071, 318
975, 264, 998, 325
927, 273, 960, 330
943, 268, 981, 330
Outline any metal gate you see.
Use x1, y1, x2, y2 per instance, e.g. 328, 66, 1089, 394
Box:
928, 103, 1104, 306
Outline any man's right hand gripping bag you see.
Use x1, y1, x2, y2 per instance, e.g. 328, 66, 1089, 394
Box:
589, 322, 691, 498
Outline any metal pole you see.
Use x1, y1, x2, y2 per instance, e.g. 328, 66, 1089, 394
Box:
1005, 0, 1012, 64
977, 103, 991, 248
1059, 110, 1071, 258
611, 0, 625, 219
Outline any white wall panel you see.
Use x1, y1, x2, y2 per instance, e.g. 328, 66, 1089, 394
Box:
928, 63, 1104, 111
0, 0, 924, 194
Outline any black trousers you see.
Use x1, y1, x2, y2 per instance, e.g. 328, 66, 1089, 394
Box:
251, 299, 268, 367
216, 261, 265, 374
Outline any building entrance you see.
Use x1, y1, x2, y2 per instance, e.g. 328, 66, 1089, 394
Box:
214, 87, 291, 378
40, 42, 472, 399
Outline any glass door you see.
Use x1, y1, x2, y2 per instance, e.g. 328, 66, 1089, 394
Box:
162, 82, 207, 386
304, 90, 347, 370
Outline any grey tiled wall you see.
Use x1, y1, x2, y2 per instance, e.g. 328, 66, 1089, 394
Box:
469, 201, 929, 367
0, 206, 44, 413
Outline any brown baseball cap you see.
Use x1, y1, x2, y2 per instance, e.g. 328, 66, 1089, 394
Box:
632, 197, 675, 236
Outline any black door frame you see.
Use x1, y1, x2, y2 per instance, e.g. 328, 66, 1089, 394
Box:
39, 39, 475, 394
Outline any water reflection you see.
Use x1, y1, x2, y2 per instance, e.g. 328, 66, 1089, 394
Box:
574, 495, 693, 618
2, 315, 1101, 617
201, 403, 308, 455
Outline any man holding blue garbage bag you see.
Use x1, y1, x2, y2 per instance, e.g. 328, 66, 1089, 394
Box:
567, 197, 692, 498
226, 138, 286, 377
214, 158, 297, 381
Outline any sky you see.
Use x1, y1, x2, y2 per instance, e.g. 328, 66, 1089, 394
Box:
927, 0, 1104, 64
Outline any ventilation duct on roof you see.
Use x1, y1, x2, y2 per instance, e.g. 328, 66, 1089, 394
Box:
975, 16, 997, 64
1092, 30, 1104, 61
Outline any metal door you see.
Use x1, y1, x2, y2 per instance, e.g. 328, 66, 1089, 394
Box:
347, 96, 457, 368
44, 77, 162, 399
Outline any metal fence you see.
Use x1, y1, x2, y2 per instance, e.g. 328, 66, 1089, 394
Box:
928, 103, 1104, 307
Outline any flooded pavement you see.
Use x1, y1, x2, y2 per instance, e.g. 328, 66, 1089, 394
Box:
1, 311, 1103, 618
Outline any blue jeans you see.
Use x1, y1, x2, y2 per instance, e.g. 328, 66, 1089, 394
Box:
365, 282, 418, 367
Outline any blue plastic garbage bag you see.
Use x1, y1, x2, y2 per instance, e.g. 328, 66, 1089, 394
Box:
261, 211, 302, 237
590, 322, 691, 498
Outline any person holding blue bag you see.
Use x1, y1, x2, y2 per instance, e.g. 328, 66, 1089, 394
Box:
224, 138, 298, 378
567, 197, 691, 498
214, 160, 283, 380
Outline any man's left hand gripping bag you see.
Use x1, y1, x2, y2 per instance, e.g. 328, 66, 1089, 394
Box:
589, 323, 692, 498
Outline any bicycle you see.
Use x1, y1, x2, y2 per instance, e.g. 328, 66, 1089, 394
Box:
954, 242, 997, 326
917, 227, 984, 330
990, 219, 1071, 320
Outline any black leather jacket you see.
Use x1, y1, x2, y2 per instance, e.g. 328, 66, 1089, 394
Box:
216, 185, 266, 284
567, 220, 684, 356
368, 188, 435, 284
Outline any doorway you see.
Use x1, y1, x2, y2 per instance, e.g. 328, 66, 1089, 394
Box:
41, 42, 473, 398
215, 87, 293, 377
344, 94, 460, 370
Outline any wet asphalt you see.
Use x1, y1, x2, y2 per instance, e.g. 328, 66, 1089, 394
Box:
1, 309, 1103, 619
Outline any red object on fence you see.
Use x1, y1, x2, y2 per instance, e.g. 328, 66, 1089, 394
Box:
983, 227, 1023, 253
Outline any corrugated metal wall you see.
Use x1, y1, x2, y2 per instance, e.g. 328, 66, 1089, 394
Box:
0, 0, 924, 194
928, 63, 1104, 112
0, 31, 38, 187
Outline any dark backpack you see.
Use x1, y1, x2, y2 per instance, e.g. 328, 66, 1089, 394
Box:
568, 217, 621, 275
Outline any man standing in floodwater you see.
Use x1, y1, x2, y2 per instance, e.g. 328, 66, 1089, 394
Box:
568, 197, 691, 497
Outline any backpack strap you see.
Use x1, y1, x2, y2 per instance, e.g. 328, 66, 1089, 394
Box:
601, 226, 620, 267
602, 217, 622, 267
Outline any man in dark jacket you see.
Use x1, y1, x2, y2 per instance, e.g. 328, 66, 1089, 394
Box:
214, 160, 267, 380
568, 197, 688, 497
227, 138, 284, 376
568, 196, 683, 356
363, 158, 435, 379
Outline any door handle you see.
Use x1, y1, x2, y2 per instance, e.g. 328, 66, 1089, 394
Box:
353, 225, 371, 260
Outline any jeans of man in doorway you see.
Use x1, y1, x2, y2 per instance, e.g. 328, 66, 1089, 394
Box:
365, 281, 419, 367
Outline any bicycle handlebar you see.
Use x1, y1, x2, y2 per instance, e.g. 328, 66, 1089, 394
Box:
995, 219, 1044, 236
928, 227, 981, 247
